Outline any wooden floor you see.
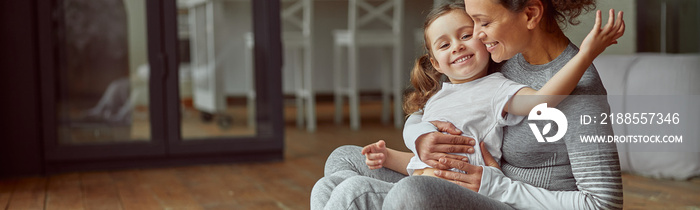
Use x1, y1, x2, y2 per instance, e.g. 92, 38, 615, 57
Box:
1, 100, 699, 209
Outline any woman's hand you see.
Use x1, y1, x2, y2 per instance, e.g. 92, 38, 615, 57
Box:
415, 121, 476, 170
580, 9, 625, 58
432, 142, 500, 192
361, 140, 389, 170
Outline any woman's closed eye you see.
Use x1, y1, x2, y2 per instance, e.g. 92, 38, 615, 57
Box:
473, 18, 490, 27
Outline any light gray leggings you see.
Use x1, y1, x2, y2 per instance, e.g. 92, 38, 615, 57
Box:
310, 145, 514, 210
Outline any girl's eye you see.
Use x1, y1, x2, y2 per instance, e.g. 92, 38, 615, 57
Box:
439, 43, 449, 49
462, 34, 472, 40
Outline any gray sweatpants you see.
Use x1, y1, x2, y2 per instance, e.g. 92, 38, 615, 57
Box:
311, 145, 514, 210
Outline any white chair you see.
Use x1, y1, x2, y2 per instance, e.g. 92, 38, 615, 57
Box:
185, 0, 235, 129
245, 0, 316, 132
333, 0, 404, 130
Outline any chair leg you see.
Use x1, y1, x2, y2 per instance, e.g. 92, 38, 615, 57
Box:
294, 49, 305, 129
380, 47, 392, 124
296, 97, 304, 129
245, 37, 256, 128
393, 41, 404, 129
247, 91, 256, 128
349, 44, 360, 130
304, 45, 316, 132
305, 92, 316, 132
334, 43, 344, 124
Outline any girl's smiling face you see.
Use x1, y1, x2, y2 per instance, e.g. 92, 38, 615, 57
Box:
426, 10, 490, 84
464, 0, 530, 63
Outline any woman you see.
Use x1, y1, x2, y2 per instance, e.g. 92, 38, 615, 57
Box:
312, 0, 624, 209
384, 0, 624, 209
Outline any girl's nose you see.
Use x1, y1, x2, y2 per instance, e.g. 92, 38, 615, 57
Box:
453, 42, 466, 53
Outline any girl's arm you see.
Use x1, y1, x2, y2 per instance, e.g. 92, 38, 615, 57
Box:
384, 148, 414, 175
506, 9, 625, 116
362, 140, 414, 175
403, 113, 437, 154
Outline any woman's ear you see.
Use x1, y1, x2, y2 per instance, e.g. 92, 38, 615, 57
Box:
524, 0, 544, 30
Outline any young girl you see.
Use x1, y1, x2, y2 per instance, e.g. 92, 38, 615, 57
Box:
361, 2, 623, 177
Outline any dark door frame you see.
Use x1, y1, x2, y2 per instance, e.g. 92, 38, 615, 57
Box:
37, 0, 284, 173
154, 0, 285, 155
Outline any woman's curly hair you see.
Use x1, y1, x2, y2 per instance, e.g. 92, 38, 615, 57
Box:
497, 0, 596, 31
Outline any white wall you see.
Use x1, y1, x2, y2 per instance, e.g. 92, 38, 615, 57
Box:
209, 0, 431, 96
563, 0, 637, 55
124, 0, 148, 73
195, 0, 637, 96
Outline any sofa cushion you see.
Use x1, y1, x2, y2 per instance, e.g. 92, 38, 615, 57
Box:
594, 54, 700, 180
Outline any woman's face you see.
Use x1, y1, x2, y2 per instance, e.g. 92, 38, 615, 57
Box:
464, 0, 530, 63
426, 10, 490, 84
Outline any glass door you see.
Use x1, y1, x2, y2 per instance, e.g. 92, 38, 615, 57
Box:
166, 0, 284, 155
176, 0, 257, 140
40, 0, 283, 164
40, 0, 166, 161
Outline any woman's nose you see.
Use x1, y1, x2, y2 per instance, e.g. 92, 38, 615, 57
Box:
477, 31, 487, 40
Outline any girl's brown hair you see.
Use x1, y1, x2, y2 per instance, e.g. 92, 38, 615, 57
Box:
496, 0, 596, 31
403, 2, 466, 115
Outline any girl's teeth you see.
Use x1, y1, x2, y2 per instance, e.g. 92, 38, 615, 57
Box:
454, 55, 472, 63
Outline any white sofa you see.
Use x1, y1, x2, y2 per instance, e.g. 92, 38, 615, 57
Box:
594, 53, 700, 180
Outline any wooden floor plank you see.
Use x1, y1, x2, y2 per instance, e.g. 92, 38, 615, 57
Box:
210, 164, 280, 208
622, 173, 700, 209
235, 162, 313, 210
173, 165, 239, 208
0, 179, 17, 209
139, 168, 204, 210
45, 173, 84, 210
80, 172, 123, 210
109, 170, 163, 210
6, 177, 46, 210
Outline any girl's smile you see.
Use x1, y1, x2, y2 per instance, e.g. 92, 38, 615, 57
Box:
452, 54, 473, 65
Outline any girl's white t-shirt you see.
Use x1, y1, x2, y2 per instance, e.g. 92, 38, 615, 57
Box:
406, 72, 526, 175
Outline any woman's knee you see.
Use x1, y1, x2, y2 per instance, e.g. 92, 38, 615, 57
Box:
324, 145, 363, 176
312, 172, 373, 210
311, 176, 345, 210
326, 176, 391, 210
312, 175, 345, 196
384, 176, 511, 210
383, 176, 453, 209
383, 176, 434, 207
329, 145, 362, 159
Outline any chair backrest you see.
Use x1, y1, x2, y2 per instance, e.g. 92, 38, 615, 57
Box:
281, 0, 313, 37
348, 0, 403, 35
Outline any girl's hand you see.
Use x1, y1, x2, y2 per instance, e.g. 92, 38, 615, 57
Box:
432, 142, 500, 192
580, 9, 625, 58
361, 140, 389, 170
415, 121, 476, 170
